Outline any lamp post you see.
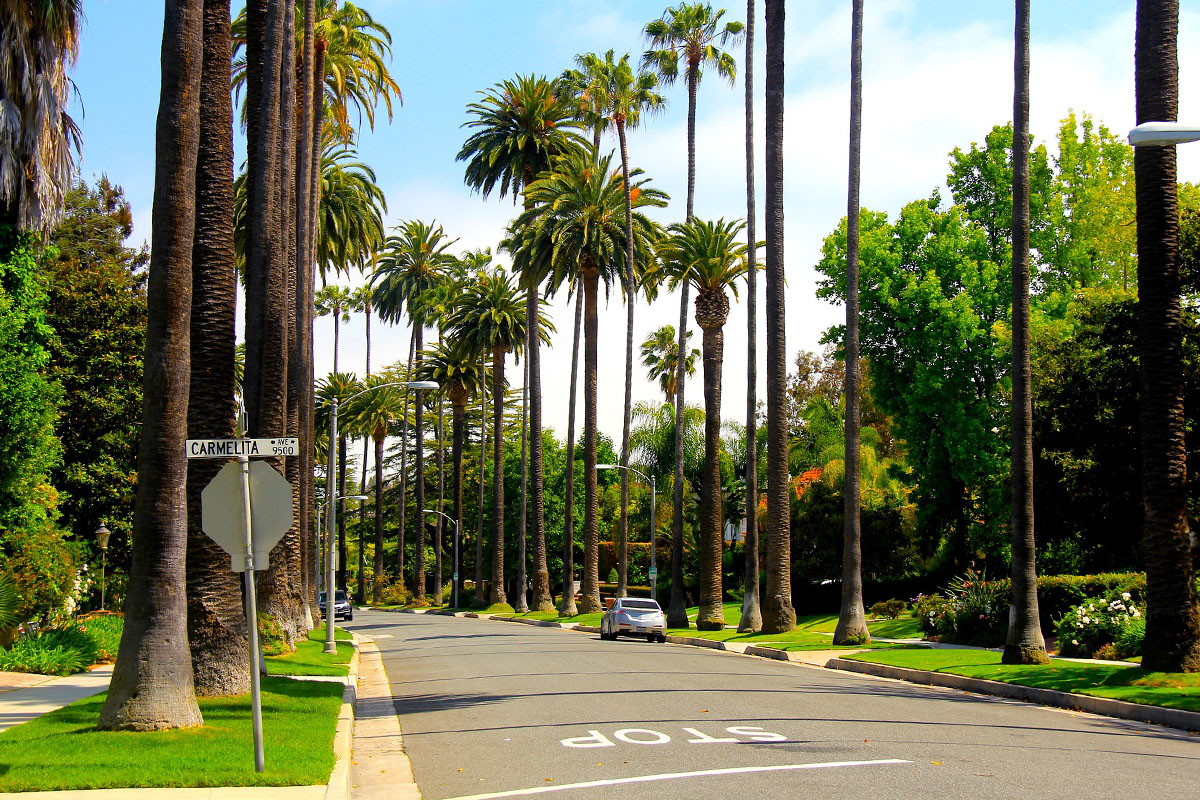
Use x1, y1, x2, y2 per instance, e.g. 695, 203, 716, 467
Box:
325, 380, 438, 653
423, 509, 458, 610
94, 523, 111, 611
596, 464, 656, 601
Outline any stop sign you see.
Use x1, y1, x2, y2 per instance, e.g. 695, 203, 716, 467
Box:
201, 460, 294, 571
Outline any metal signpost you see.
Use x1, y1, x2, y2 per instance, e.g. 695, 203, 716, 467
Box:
189, 437, 298, 774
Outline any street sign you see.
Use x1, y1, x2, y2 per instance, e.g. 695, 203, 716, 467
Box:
648, 568, 658, 578
186, 438, 299, 459
201, 460, 294, 571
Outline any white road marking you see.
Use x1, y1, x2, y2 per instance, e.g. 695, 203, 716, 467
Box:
441, 759, 913, 800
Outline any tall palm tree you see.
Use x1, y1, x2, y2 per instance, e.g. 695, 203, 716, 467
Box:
346, 375, 405, 604
458, 74, 587, 614
418, 341, 484, 606
186, 0, 249, 698
98, 0, 204, 732
373, 219, 456, 601
833, 0, 869, 647
660, 218, 749, 630
316, 372, 361, 590
761, 0, 794, 634
0, 0, 81, 231
449, 270, 528, 606
571, 49, 666, 598
739, 0, 762, 634
348, 282, 375, 603
641, 325, 699, 404
1134, 0, 1200, 672
643, 1, 743, 628
1002, 0, 1050, 665
314, 284, 352, 373
560, 289, 583, 616
514, 148, 667, 614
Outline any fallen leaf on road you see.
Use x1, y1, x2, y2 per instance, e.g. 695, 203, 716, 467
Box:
932, 761, 944, 766
700, 709, 709, 713
864, 739, 869, 743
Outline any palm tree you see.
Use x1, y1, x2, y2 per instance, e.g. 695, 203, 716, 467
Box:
641, 325, 699, 404
418, 341, 484, 606
0, 0, 81, 231
449, 270, 528, 606
186, 0, 249, 698
833, 0, 869, 647
346, 376, 405, 604
373, 219, 457, 601
98, 0, 203, 732
458, 74, 587, 614
571, 49, 666, 598
313, 144, 387, 279
1001, 0, 1049, 665
761, 0, 794, 634
1134, 0, 1200, 672
513, 148, 667, 613
739, 0, 762, 635
316, 372, 361, 591
348, 283, 376, 604
314, 284, 353, 374
643, 1, 743, 628
660, 218, 749, 630
560, 289, 583, 616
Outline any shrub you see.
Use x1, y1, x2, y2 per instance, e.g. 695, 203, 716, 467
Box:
77, 611, 123, 662
1054, 592, 1142, 659
1114, 615, 1145, 660
940, 570, 1008, 646
606, 568, 619, 585
0, 624, 100, 676
380, 581, 412, 607
868, 598, 907, 619
257, 613, 287, 656
911, 593, 951, 638
438, 582, 453, 606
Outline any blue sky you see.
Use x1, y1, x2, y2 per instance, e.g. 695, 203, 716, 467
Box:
72, 0, 1199, 442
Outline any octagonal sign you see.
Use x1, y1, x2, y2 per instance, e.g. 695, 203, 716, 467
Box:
201, 460, 295, 572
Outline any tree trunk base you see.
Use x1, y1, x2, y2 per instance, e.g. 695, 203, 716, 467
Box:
666, 606, 689, 629
1001, 644, 1051, 665
695, 605, 726, 631
560, 596, 578, 617
578, 594, 602, 614
738, 592, 763, 633
761, 595, 796, 634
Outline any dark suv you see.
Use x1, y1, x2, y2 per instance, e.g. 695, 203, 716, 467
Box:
318, 590, 354, 621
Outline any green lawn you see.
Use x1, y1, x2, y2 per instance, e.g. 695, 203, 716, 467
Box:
0, 677, 344, 792
264, 625, 353, 677
497, 609, 605, 627
797, 613, 923, 639
843, 648, 1200, 713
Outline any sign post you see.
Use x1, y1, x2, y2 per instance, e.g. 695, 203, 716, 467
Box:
191, 437, 298, 774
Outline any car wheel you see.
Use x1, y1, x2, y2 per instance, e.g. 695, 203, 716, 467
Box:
347, 611, 353, 621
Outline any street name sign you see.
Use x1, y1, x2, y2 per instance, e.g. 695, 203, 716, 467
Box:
200, 460, 294, 572
186, 438, 299, 458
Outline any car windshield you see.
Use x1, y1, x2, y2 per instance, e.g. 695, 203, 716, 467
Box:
319, 591, 348, 603
620, 600, 660, 611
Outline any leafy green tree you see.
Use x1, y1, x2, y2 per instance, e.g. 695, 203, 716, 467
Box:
43, 180, 146, 565
816, 195, 1010, 571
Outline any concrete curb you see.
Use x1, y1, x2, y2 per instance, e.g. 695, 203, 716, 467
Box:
324, 633, 362, 800
350, 637, 422, 800
826, 657, 1200, 733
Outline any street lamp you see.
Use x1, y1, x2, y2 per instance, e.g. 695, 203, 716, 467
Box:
596, 464, 657, 601
423, 509, 458, 610
324, 380, 438, 653
1128, 121, 1200, 147
94, 523, 111, 611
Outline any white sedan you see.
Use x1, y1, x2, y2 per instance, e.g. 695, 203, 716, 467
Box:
600, 598, 667, 643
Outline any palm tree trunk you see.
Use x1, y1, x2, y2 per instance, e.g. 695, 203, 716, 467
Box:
529, 290, 553, 612
295, 0, 316, 622
516, 337, 530, 612
834, 0, 869, 646
372, 431, 386, 604
1003, 0, 1049, 666
696, 316, 727, 631
357, 303, 371, 604
415, 325, 427, 603
490, 345, 508, 606
475, 350, 488, 606
1135, 0, 1200, 672
435, 393, 446, 603
337, 433, 347, 590
761, 0, 796, 634
332, 311, 340, 374
617, 118, 635, 601
396, 330, 415, 582
451, 392, 467, 607
739, 0, 762, 635
186, 0, 250, 697
98, 0, 204, 731
560, 291, 582, 616
579, 265, 603, 614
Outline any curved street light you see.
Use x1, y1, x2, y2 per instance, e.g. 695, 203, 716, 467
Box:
596, 464, 657, 601
323, 380, 438, 653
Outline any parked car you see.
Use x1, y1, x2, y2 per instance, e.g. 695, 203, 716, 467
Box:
318, 590, 354, 621
600, 597, 666, 642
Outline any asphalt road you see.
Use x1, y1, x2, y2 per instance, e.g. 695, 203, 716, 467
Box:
347, 609, 1200, 800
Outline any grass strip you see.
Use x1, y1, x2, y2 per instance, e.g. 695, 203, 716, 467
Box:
0, 676, 343, 792
842, 648, 1200, 713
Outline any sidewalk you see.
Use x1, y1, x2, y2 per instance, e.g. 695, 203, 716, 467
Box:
0, 665, 114, 734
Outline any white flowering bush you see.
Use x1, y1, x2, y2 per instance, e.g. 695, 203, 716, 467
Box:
1054, 592, 1143, 659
